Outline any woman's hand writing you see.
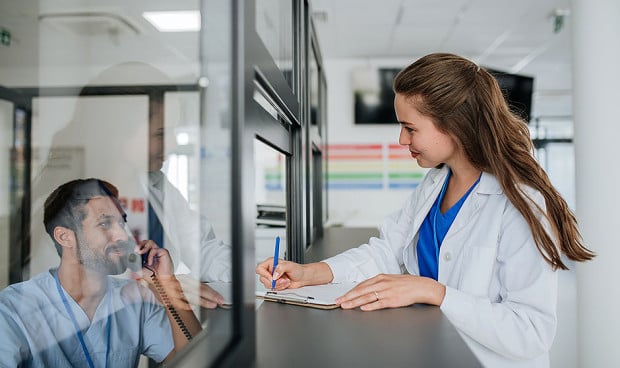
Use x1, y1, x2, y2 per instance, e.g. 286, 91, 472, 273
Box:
255, 259, 334, 290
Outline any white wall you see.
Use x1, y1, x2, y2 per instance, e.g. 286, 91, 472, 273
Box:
573, 0, 620, 365
326, 58, 411, 144
325, 58, 418, 227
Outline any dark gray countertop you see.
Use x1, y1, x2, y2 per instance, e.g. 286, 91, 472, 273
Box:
256, 227, 481, 368
304, 226, 380, 262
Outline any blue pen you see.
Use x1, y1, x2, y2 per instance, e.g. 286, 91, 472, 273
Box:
271, 236, 281, 290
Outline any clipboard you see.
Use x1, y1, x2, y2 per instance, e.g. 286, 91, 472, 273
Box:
255, 283, 357, 310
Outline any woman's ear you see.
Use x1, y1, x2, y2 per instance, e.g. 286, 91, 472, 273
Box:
53, 226, 76, 249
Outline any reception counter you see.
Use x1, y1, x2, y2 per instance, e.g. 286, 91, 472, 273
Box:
255, 227, 481, 367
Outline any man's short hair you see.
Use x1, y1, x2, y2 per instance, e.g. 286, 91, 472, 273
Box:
43, 178, 119, 256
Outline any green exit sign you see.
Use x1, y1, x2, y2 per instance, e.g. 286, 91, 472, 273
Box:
1, 28, 10, 46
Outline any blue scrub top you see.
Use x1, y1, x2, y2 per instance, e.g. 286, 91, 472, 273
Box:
0, 270, 174, 368
417, 171, 480, 280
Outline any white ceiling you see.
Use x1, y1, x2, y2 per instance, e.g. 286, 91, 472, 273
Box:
310, 0, 574, 118
0, 0, 574, 117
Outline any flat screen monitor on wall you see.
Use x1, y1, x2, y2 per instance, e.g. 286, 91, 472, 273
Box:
486, 68, 534, 123
353, 68, 400, 125
353, 67, 534, 125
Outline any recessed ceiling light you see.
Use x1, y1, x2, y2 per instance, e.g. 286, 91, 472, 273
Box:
176, 132, 190, 145
142, 10, 200, 32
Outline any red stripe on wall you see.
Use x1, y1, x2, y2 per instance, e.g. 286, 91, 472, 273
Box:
329, 144, 383, 151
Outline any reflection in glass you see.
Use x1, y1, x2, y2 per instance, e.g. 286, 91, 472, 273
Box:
309, 45, 320, 127
0, 0, 233, 365
254, 139, 287, 291
0, 100, 11, 289
320, 76, 329, 226
308, 41, 327, 240
255, 0, 293, 87
311, 147, 324, 241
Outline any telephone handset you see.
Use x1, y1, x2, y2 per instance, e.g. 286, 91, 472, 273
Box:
123, 227, 193, 340
143, 262, 194, 341
127, 252, 147, 272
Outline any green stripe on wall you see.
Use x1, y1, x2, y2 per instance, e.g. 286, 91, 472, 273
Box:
265, 173, 283, 180
388, 172, 425, 179
328, 173, 383, 180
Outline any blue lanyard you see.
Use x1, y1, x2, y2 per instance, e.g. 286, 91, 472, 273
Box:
54, 271, 111, 368
432, 171, 451, 259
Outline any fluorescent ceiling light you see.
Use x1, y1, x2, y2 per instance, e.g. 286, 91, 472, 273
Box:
176, 132, 190, 145
142, 11, 200, 32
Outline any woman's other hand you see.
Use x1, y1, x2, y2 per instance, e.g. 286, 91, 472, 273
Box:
335, 274, 446, 311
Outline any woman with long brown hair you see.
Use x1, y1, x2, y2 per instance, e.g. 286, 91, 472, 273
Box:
256, 53, 594, 367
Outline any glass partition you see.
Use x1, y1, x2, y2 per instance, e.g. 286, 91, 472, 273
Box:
0, 99, 11, 288
255, 0, 294, 88
0, 0, 234, 366
309, 43, 320, 129
306, 25, 328, 246
254, 139, 287, 291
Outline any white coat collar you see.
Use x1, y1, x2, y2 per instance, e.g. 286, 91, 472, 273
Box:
477, 171, 503, 195
426, 165, 503, 195
439, 166, 503, 242
410, 166, 504, 238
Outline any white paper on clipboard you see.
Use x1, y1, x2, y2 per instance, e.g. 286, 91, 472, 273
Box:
256, 282, 358, 308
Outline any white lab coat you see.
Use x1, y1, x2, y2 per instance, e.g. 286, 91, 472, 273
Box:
146, 171, 232, 282
324, 166, 557, 367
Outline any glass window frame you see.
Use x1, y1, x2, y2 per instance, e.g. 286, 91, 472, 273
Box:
305, 13, 328, 250
176, 0, 305, 366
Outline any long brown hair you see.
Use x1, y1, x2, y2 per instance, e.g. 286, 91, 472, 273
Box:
393, 53, 594, 270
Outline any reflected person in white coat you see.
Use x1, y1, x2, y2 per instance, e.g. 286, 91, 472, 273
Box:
256, 53, 595, 367
128, 89, 231, 310
145, 93, 231, 285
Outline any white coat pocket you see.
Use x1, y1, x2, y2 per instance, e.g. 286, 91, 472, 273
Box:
458, 245, 497, 297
